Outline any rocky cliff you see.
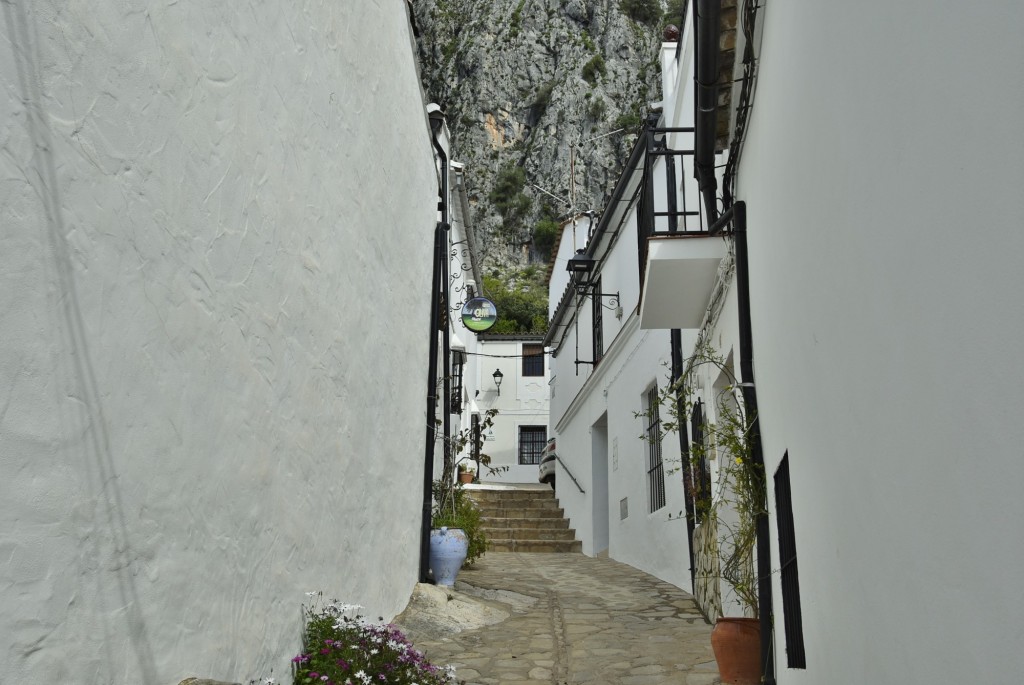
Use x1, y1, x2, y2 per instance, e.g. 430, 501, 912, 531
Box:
412, 0, 675, 272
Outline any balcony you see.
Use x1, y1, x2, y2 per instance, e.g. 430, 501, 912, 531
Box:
639, 233, 728, 330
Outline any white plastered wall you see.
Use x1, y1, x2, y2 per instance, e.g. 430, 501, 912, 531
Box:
0, 2, 436, 683
475, 339, 550, 483
549, 174, 694, 590
734, 1, 1024, 682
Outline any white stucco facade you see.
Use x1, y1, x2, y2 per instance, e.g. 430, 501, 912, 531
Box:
730, 3, 1024, 683
1, 3, 437, 684
639, 2, 1024, 683
473, 336, 551, 484
545, 93, 697, 589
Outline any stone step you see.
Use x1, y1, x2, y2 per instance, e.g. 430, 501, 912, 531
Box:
467, 487, 581, 555
469, 489, 557, 503
473, 497, 561, 509
480, 516, 569, 530
481, 527, 578, 542
487, 539, 583, 553
474, 505, 566, 519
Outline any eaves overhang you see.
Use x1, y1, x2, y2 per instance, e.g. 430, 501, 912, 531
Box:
639, 233, 729, 330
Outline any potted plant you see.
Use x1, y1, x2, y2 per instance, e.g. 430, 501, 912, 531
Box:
428, 410, 499, 585
429, 479, 487, 585
643, 343, 766, 685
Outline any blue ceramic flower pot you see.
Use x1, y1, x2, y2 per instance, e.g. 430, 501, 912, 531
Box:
429, 527, 469, 587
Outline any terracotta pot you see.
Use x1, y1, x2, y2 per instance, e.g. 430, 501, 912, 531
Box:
458, 471, 474, 484
710, 617, 760, 685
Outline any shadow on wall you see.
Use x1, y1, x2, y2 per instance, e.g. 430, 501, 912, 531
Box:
3, 3, 159, 683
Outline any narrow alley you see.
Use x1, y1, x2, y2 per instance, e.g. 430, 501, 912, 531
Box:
396, 552, 720, 685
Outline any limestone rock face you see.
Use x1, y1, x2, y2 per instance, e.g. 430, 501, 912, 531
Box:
412, 0, 666, 269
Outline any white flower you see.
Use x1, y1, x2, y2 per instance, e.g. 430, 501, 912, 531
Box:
369, 648, 379, 655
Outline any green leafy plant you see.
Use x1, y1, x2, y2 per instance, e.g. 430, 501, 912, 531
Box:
532, 80, 557, 119
639, 343, 767, 616
508, 0, 527, 39
482, 274, 548, 334
581, 54, 606, 84
432, 480, 487, 564
614, 110, 643, 132
431, 408, 500, 564
291, 594, 454, 685
533, 219, 559, 260
488, 163, 532, 229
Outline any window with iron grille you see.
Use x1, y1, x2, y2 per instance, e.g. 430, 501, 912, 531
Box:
775, 452, 806, 669
450, 350, 465, 413
691, 399, 712, 523
592, 277, 604, 366
522, 344, 545, 376
645, 386, 666, 512
518, 426, 547, 465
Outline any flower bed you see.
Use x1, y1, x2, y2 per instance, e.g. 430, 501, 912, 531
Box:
292, 594, 454, 685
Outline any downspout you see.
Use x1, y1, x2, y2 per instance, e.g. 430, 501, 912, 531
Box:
421, 109, 450, 583
710, 202, 776, 685
694, 0, 721, 221
671, 329, 697, 592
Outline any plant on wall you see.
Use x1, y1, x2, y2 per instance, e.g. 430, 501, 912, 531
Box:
639, 343, 767, 616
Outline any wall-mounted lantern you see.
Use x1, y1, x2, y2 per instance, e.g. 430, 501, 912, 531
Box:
566, 249, 597, 294
492, 369, 504, 396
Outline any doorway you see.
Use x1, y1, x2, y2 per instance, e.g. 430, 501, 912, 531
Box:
591, 413, 609, 557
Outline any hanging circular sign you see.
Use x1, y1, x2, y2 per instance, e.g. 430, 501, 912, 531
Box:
461, 297, 498, 332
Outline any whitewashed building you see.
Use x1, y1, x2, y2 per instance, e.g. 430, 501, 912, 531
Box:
439, 153, 551, 485
1, 3, 441, 684
635, 2, 1024, 684
543, 147, 699, 589
474, 334, 551, 484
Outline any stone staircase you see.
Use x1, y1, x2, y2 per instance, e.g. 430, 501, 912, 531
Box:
468, 486, 582, 553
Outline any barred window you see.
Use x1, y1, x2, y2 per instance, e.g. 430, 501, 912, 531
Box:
523, 344, 545, 377
645, 386, 666, 512
450, 350, 465, 413
518, 426, 547, 465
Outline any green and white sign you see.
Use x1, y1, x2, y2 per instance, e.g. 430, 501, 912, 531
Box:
462, 297, 497, 332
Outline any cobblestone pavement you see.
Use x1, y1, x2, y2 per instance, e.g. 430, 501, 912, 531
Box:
394, 552, 720, 685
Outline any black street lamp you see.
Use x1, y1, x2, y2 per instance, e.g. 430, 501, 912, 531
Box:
566, 248, 596, 294
492, 369, 504, 396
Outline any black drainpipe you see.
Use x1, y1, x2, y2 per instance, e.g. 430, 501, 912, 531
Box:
421, 110, 450, 583
694, 0, 721, 221
670, 329, 697, 591
710, 202, 775, 685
